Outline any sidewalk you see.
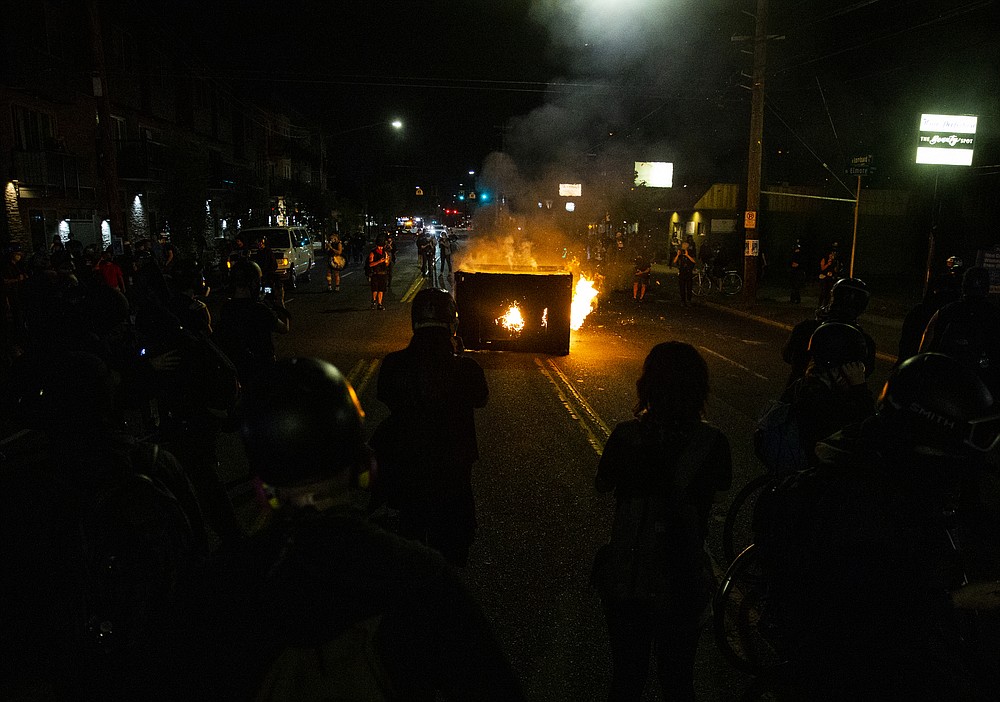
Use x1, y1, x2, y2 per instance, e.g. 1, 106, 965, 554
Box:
649, 264, 923, 364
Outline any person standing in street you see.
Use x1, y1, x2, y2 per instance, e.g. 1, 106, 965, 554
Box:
370, 289, 489, 567
633, 252, 652, 302
592, 342, 732, 701
367, 239, 390, 310
789, 240, 804, 304
439, 231, 453, 275
817, 243, 839, 308
673, 241, 696, 307
324, 233, 344, 292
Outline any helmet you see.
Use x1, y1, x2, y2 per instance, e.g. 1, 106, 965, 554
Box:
807, 322, 868, 370
230, 258, 262, 293
961, 266, 991, 299
946, 255, 963, 270
829, 277, 870, 319
878, 353, 999, 454
411, 288, 457, 331
239, 358, 366, 486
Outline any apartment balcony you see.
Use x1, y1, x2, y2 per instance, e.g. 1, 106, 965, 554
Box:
10, 149, 95, 200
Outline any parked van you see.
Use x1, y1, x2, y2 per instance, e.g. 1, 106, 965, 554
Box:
238, 226, 315, 289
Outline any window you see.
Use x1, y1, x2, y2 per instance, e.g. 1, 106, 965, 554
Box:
111, 115, 127, 142
12, 105, 54, 150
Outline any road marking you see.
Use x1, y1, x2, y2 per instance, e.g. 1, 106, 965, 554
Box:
401, 275, 425, 303
698, 345, 770, 381
346, 358, 381, 398
535, 357, 609, 456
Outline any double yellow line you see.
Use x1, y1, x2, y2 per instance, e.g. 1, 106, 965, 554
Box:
345, 358, 381, 399
535, 357, 612, 457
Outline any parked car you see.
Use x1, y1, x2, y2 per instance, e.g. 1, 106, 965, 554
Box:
237, 226, 315, 290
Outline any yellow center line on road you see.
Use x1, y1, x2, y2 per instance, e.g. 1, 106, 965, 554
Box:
401, 275, 426, 304
535, 357, 609, 457
698, 345, 770, 382
348, 359, 381, 399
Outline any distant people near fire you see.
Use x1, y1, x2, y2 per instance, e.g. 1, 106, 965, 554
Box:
633, 253, 651, 302
370, 289, 489, 567
673, 241, 696, 307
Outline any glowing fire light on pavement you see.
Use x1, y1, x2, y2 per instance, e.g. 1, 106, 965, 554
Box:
570, 275, 599, 330
497, 304, 526, 332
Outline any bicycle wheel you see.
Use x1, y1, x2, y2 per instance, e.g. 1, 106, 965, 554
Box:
722, 473, 772, 564
721, 271, 743, 296
713, 544, 786, 676
692, 272, 710, 296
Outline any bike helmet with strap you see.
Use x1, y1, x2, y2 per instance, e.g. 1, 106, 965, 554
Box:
239, 358, 366, 487
877, 352, 999, 454
807, 322, 868, 370
829, 277, 870, 320
411, 287, 457, 332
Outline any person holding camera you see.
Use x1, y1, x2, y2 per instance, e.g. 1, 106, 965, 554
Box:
215, 259, 289, 392
324, 233, 345, 292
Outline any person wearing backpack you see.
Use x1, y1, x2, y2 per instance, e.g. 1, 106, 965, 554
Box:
778, 322, 876, 467
592, 342, 732, 702
183, 357, 523, 702
920, 265, 1000, 398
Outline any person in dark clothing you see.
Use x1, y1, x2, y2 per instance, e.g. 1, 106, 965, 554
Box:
782, 277, 875, 388
762, 353, 1000, 699
633, 253, 651, 302
919, 265, 1000, 398
594, 342, 732, 702
673, 241, 696, 307
789, 239, 804, 303
370, 288, 489, 566
214, 259, 289, 392
780, 322, 876, 465
183, 357, 523, 701
817, 243, 840, 308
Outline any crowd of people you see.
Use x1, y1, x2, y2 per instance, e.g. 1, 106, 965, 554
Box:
0, 225, 998, 701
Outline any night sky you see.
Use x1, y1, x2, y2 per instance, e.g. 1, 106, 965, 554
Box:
143, 0, 999, 193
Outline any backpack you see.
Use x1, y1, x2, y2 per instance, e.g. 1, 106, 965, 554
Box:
592, 423, 716, 600
76, 442, 198, 656
753, 400, 807, 474
2, 435, 201, 694
932, 306, 990, 374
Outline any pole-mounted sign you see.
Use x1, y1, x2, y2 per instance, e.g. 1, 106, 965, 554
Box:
916, 114, 977, 166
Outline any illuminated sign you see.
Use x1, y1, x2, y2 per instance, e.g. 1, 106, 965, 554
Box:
634, 162, 674, 188
916, 114, 977, 166
559, 183, 582, 197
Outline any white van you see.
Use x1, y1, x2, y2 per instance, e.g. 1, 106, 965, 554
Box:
239, 226, 315, 289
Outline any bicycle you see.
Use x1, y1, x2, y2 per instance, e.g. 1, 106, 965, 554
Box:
692, 265, 743, 297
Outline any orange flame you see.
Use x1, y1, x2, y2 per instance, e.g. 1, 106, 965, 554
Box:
497, 304, 525, 332
571, 275, 599, 330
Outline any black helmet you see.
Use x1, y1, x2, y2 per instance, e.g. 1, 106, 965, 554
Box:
961, 266, 991, 299
808, 322, 868, 370
230, 258, 262, 292
239, 358, 365, 487
829, 277, 870, 319
878, 353, 999, 454
411, 288, 457, 331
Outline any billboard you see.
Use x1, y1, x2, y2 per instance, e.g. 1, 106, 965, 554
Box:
559, 183, 582, 197
634, 161, 673, 188
916, 114, 977, 166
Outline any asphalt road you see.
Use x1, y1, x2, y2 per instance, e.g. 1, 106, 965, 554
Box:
215, 240, 902, 701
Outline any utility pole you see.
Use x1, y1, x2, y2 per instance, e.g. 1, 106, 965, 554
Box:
743, 0, 768, 303
88, 0, 125, 241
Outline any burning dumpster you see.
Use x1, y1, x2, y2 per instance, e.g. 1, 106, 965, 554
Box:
455, 266, 573, 355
